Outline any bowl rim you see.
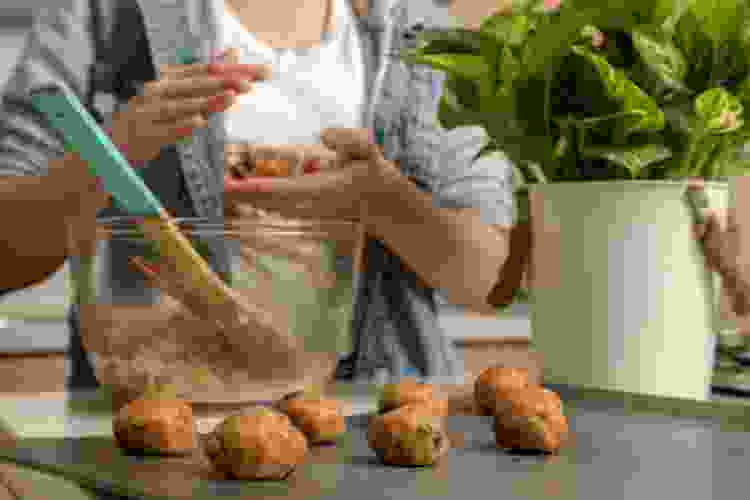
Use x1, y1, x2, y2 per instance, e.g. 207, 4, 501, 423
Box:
93, 216, 360, 239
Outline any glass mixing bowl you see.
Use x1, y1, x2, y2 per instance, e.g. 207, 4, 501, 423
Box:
68, 214, 359, 404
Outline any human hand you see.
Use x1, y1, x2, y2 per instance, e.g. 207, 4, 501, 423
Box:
689, 180, 738, 276
689, 180, 750, 316
223, 128, 394, 221
224, 143, 337, 178
109, 50, 271, 164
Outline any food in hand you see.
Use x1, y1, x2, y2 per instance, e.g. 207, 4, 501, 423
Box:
378, 378, 435, 414
474, 366, 530, 416
204, 407, 308, 480
276, 392, 346, 445
367, 404, 450, 467
113, 386, 196, 455
254, 158, 290, 177
492, 386, 568, 454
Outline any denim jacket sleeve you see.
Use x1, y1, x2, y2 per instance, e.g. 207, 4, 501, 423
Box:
391, 3, 515, 228
0, 0, 98, 177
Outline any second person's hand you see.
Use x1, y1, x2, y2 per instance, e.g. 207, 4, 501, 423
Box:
690, 180, 750, 316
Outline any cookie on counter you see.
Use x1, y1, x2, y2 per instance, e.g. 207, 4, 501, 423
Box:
275, 391, 347, 445
474, 366, 531, 416
368, 404, 450, 467
493, 386, 568, 454
113, 384, 197, 456
204, 407, 308, 480
378, 378, 436, 414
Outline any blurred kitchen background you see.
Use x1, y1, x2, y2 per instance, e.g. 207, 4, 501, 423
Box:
0, 4, 530, 373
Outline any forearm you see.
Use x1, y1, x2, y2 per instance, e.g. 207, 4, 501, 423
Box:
0, 153, 99, 290
363, 167, 510, 309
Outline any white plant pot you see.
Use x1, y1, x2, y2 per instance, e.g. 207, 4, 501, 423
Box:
528, 180, 728, 401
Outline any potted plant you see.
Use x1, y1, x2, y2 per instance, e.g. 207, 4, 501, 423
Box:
401, 0, 750, 400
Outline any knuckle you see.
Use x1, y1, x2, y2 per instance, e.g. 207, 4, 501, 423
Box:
190, 114, 206, 128
142, 80, 160, 95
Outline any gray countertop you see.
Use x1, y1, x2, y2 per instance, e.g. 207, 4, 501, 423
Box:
1, 384, 750, 500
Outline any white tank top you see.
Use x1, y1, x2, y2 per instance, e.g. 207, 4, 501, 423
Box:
219, 0, 366, 146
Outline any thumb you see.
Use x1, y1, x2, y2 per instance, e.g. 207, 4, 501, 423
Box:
221, 47, 241, 64
692, 208, 712, 240
320, 128, 381, 162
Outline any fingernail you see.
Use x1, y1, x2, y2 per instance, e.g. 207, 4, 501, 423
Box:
207, 95, 228, 113
94, 176, 104, 190
303, 159, 321, 174
176, 126, 194, 137
139, 262, 157, 277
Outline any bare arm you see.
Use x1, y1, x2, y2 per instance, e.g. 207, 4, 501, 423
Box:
364, 163, 515, 310
0, 154, 106, 291
0, 3, 106, 291
363, 119, 521, 310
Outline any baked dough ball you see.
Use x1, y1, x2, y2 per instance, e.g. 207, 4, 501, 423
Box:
113, 395, 196, 455
378, 378, 435, 414
276, 394, 346, 445
368, 404, 450, 467
204, 407, 308, 480
474, 366, 530, 416
493, 386, 568, 454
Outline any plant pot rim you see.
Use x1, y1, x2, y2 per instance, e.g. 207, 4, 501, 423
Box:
528, 179, 728, 190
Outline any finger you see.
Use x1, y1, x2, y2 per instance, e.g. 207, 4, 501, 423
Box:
159, 63, 213, 79
237, 162, 254, 177
225, 142, 251, 155
708, 210, 728, 234
320, 127, 380, 161
224, 152, 246, 168
157, 114, 209, 144
701, 212, 722, 243
727, 207, 740, 233
220, 47, 242, 65
225, 152, 252, 177
143, 75, 252, 100
223, 170, 340, 196
208, 63, 273, 81
159, 61, 270, 82
693, 222, 708, 241
149, 89, 236, 123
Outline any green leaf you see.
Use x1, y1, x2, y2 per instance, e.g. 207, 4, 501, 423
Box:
673, 11, 714, 88
521, 0, 646, 77
695, 87, 744, 134
630, 26, 690, 97
689, 0, 746, 46
653, 0, 691, 29
401, 52, 490, 81
480, 12, 533, 48
705, 132, 750, 177
479, 33, 502, 98
437, 77, 484, 130
581, 144, 673, 178
414, 28, 483, 55
571, 45, 665, 135
496, 46, 523, 99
